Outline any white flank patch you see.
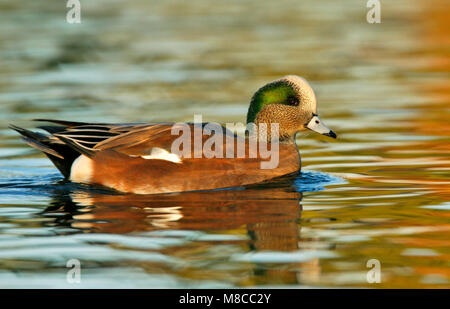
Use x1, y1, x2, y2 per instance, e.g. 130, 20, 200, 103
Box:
70, 155, 93, 183
140, 147, 182, 163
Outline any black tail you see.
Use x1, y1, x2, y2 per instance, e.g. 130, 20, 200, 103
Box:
9, 124, 81, 179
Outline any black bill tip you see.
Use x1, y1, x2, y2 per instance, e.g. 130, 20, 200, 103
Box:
324, 130, 337, 139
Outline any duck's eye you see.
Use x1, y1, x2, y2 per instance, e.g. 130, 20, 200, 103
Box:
286, 96, 299, 106
315, 120, 319, 124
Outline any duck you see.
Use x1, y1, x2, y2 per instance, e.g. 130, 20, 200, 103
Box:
10, 75, 336, 194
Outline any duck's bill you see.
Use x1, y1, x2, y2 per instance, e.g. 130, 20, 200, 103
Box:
306, 115, 337, 139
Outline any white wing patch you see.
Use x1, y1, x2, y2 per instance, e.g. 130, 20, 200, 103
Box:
139, 147, 182, 163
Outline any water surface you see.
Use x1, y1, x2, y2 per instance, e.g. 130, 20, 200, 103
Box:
0, 0, 449, 288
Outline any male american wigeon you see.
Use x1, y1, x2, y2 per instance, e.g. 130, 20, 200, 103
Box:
10, 75, 336, 194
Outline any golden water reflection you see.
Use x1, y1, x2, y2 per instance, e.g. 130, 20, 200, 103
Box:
42, 178, 318, 286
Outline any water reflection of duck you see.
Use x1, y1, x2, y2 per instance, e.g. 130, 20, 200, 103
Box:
46, 176, 303, 242
11, 76, 336, 194
42, 173, 327, 285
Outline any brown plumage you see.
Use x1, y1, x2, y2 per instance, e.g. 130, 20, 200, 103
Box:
10, 75, 337, 194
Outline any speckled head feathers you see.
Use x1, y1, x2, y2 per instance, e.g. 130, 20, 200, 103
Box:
246, 75, 317, 124
245, 75, 320, 140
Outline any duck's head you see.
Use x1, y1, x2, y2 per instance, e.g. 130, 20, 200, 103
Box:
246, 75, 336, 141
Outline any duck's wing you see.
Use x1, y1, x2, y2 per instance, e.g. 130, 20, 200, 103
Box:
91, 123, 241, 157
35, 119, 239, 158
93, 123, 181, 154
34, 119, 171, 155
10, 119, 145, 178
